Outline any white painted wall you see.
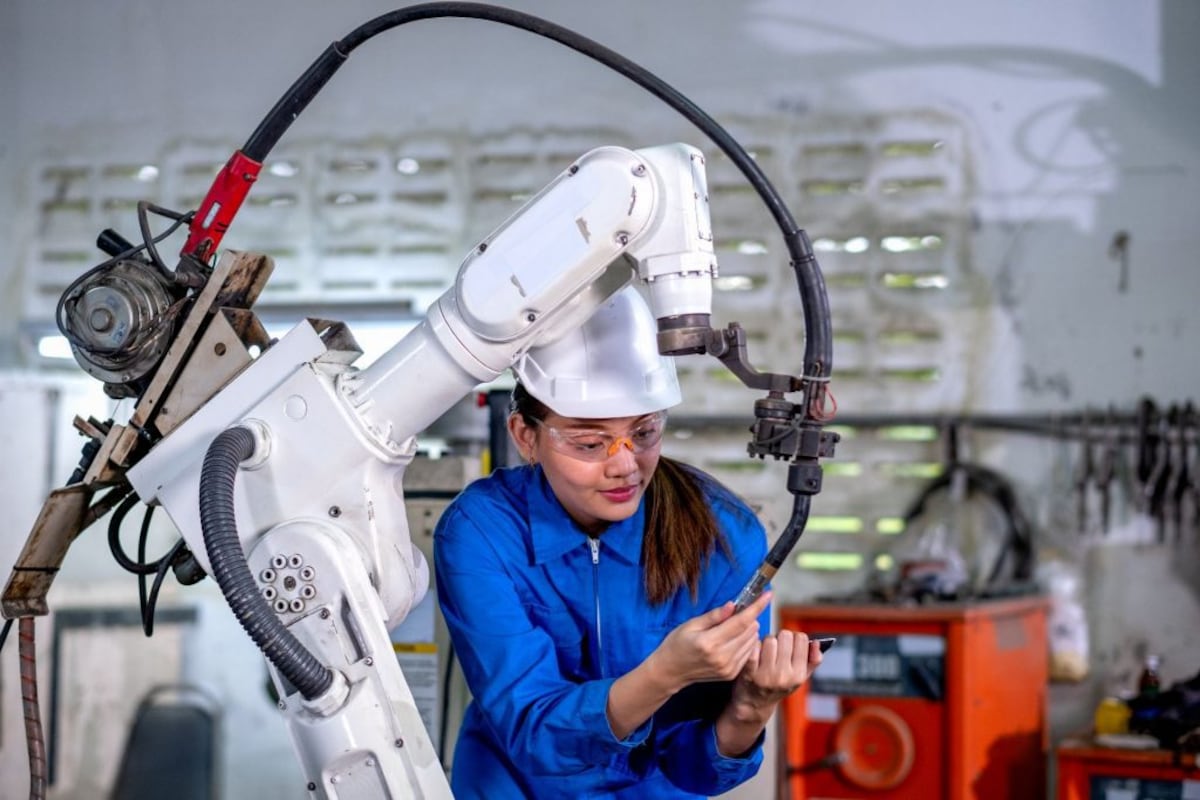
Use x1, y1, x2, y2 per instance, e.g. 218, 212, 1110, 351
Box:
0, 11, 22, 366
4, 1, 1197, 399
1, 1, 1198, 798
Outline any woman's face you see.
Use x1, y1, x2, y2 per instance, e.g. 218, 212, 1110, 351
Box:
509, 411, 664, 534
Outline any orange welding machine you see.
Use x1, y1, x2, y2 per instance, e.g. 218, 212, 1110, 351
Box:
780, 596, 1049, 799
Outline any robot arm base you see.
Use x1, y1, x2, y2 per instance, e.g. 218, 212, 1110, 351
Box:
257, 521, 451, 799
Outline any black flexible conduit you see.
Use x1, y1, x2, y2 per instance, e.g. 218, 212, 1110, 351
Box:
199, 426, 333, 700
237, 2, 834, 604
766, 495, 812, 573
241, 2, 830, 383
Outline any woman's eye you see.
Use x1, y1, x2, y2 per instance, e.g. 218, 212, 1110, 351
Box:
632, 429, 657, 443
571, 439, 606, 451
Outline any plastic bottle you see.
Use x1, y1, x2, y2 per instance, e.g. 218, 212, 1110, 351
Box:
1138, 655, 1162, 698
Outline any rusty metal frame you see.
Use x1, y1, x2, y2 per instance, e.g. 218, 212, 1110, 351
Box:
3, 251, 274, 618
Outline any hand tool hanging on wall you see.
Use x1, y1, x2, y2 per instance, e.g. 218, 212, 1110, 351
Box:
1183, 403, 1200, 540
1162, 405, 1188, 542
1073, 411, 1095, 535
1094, 406, 1120, 535
1139, 404, 1174, 540
1134, 398, 1156, 511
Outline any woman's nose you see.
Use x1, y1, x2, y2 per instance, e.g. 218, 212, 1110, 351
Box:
606, 437, 634, 457
604, 439, 638, 473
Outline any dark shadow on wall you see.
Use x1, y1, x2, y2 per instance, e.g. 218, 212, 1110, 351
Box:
969, 731, 1046, 800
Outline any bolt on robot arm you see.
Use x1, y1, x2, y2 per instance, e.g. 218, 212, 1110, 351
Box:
105, 142, 719, 798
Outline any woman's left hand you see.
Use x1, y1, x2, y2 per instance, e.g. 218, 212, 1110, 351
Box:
728, 631, 823, 722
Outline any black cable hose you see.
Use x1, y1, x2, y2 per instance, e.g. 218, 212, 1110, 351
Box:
137, 201, 192, 282
240, 2, 831, 380
199, 426, 333, 700
763, 494, 812, 572
137, 504, 156, 620
901, 463, 1035, 586
142, 538, 187, 637
109, 494, 171, 576
239, 4, 834, 610
56, 210, 192, 347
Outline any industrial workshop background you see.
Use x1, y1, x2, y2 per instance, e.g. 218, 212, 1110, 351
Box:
1, 1, 1198, 799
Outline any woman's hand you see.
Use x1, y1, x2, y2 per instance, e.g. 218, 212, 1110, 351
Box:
608, 592, 771, 739
728, 631, 823, 724
647, 591, 772, 692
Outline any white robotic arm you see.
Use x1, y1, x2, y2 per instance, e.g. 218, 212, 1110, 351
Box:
4, 9, 837, 800
339, 143, 715, 439
121, 142, 716, 799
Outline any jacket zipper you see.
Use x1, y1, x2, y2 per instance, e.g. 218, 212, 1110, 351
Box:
588, 537, 603, 675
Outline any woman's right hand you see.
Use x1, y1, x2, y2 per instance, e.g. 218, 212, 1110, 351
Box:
649, 591, 772, 691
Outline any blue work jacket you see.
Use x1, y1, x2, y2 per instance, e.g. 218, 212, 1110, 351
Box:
434, 464, 770, 799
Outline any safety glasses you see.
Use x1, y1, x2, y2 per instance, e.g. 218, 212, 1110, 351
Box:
531, 412, 667, 462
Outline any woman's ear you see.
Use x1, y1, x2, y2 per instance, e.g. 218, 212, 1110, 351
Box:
507, 414, 537, 465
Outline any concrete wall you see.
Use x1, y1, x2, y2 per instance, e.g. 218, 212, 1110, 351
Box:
1, 1, 1198, 798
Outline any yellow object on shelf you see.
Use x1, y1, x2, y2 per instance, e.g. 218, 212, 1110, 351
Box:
1093, 697, 1131, 736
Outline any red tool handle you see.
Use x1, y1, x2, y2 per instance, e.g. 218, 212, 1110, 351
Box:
182, 150, 263, 261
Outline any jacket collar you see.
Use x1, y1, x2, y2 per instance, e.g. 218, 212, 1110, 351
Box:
526, 466, 645, 566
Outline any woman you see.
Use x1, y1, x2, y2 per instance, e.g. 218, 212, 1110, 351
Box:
434, 287, 823, 798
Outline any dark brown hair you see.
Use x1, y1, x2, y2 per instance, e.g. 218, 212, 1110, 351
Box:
511, 383, 732, 605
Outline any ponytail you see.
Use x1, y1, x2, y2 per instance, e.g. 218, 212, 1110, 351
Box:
643, 457, 733, 605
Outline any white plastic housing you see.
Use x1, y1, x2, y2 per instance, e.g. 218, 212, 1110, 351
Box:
630, 144, 717, 320
122, 140, 723, 799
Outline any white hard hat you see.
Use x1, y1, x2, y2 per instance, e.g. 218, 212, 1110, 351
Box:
514, 287, 681, 419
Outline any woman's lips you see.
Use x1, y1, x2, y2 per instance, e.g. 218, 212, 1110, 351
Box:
599, 485, 638, 503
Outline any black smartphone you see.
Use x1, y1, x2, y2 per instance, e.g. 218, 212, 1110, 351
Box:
814, 637, 837, 653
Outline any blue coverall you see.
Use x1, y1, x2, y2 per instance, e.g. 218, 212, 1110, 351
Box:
434, 464, 770, 799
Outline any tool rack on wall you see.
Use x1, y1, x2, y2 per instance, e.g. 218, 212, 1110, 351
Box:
674, 395, 1199, 547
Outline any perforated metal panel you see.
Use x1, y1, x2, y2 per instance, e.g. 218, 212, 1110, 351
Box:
20, 111, 976, 601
